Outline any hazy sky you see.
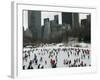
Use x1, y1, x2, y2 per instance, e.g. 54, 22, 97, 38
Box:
23, 10, 89, 31
23, 10, 28, 31
79, 13, 89, 23
41, 12, 62, 25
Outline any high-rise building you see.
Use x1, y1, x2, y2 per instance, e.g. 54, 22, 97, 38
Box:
43, 18, 51, 40
28, 10, 41, 39
80, 14, 91, 43
81, 15, 91, 28
72, 13, 79, 28
54, 15, 59, 24
62, 12, 73, 27
81, 19, 87, 28
87, 15, 91, 27
50, 20, 57, 32
62, 12, 79, 28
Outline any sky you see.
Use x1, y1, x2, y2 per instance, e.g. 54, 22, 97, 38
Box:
41, 12, 62, 25
79, 13, 89, 23
23, 10, 28, 31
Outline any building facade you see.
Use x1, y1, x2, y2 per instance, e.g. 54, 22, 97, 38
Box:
28, 10, 41, 40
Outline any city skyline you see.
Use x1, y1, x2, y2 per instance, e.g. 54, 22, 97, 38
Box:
23, 10, 89, 31
23, 10, 91, 48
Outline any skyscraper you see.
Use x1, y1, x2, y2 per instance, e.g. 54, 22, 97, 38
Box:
72, 13, 79, 28
43, 18, 51, 40
62, 12, 72, 27
28, 10, 41, 39
62, 12, 79, 28
54, 15, 59, 24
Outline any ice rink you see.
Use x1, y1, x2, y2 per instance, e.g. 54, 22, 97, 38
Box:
23, 44, 91, 70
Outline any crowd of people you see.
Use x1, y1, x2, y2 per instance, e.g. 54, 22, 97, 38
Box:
23, 46, 91, 70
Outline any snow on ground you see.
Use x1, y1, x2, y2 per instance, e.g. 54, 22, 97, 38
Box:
23, 43, 91, 70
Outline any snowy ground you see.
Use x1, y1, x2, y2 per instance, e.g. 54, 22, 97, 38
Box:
23, 43, 91, 70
